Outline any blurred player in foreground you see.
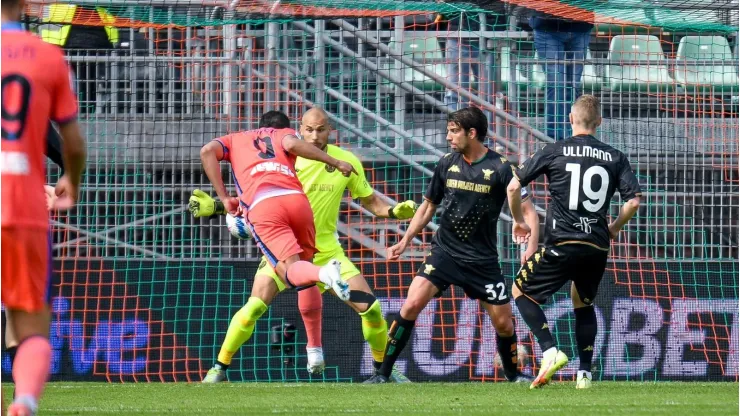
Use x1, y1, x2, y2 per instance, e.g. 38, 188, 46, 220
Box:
5, 124, 68, 368
2, 1, 87, 414
197, 110, 356, 381
192, 108, 416, 381
507, 95, 642, 389
365, 107, 540, 383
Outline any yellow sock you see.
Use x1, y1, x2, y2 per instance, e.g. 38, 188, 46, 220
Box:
217, 297, 267, 365
359, 300, 388, 363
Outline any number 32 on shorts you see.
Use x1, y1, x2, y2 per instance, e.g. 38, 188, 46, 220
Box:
485, 282, 507, 301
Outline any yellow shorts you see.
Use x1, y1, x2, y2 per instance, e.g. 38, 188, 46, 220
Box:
255, 248, 361, 293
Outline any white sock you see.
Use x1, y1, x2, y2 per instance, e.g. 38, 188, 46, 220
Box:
542, 347, 557, 362
13, 395, 38, 414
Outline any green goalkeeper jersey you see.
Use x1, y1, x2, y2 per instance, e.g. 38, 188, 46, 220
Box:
295, 144, 373, 253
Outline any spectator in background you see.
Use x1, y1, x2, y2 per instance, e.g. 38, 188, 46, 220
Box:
40, 4, 119, 113
527, 9, 593, 140
437, 1, 507, 110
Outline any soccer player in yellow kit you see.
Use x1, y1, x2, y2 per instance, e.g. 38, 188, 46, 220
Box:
192, 108, 416, 382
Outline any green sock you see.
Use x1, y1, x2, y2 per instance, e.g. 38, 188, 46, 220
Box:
217, 297, 268, 366
359, 300, 388, 364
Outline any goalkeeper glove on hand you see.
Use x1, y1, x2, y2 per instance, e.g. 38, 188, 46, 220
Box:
388, 200, 417, 220
189, 189, 226, 218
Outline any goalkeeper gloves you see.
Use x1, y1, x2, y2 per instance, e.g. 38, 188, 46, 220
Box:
189, 189, 226, 218
388, 200, 417, 220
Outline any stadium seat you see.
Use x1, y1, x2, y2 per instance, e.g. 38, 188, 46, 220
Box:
531, 49, 602, 93
394, 36, 447, 92
675, 36, 739, 93
582, 50, 603, 93
500, 46, 528, 92
606, 35, 674, 92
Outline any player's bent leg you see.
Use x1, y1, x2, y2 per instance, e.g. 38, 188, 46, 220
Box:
365, 276, 438, 384
277, 256, 349, 301
341, 275, 408, 383
203, 275, 276, 383
512, 285, 568, 389
344, 276, 386, 364
480, 301, 532, 383
571, 282, 595, 389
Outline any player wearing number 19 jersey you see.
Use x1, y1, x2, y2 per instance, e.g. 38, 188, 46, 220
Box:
507, 95, 642, 390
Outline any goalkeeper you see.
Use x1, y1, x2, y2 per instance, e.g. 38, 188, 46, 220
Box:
191, 108, 416, 382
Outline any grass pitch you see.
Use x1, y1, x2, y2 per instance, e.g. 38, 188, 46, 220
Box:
2, 382, 737, 415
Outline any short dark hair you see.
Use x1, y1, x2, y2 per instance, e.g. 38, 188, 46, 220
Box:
447, 107, 488, 140
259, 111, 291, 129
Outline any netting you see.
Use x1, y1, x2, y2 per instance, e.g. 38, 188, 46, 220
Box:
3, 0, 737, 383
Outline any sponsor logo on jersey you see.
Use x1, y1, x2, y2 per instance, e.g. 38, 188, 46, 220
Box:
250, 162, 296, 177
325, 164, 336, 173
574, 217, 598, 234
448, 165, 461, 173
481, 169, 494, 181
308, 183, 335, 192
446, 178, 491, 194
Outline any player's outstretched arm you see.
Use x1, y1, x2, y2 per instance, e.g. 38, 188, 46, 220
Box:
360, 192, 417, 220
387, 199, 436, 260
608, 197, 641, 240
283, 135, 356, 177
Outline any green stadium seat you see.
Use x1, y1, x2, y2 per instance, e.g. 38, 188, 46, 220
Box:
582, 50, 603, 93
675, 36, 739, 93
392, 36, 447, 92
531, 49, 602, 93
606, 35, 674, 92
500, 46, 528, 92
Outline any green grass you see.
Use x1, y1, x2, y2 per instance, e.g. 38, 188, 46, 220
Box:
3, 382, 738, 415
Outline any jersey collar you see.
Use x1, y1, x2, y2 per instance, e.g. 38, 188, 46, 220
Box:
463, 149, 490, 165
1, 21, 24, 32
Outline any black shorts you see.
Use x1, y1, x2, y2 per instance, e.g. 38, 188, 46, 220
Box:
515, 244, 608, 305
416, 245, 509, 305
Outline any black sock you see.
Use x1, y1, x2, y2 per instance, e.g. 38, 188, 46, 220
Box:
496, 330, 519, 379
215, 360, 229, 371
373, 360, 382, 371
515, 296, 556, 352
574, 306, 597, 372
378, 316, 415, 378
